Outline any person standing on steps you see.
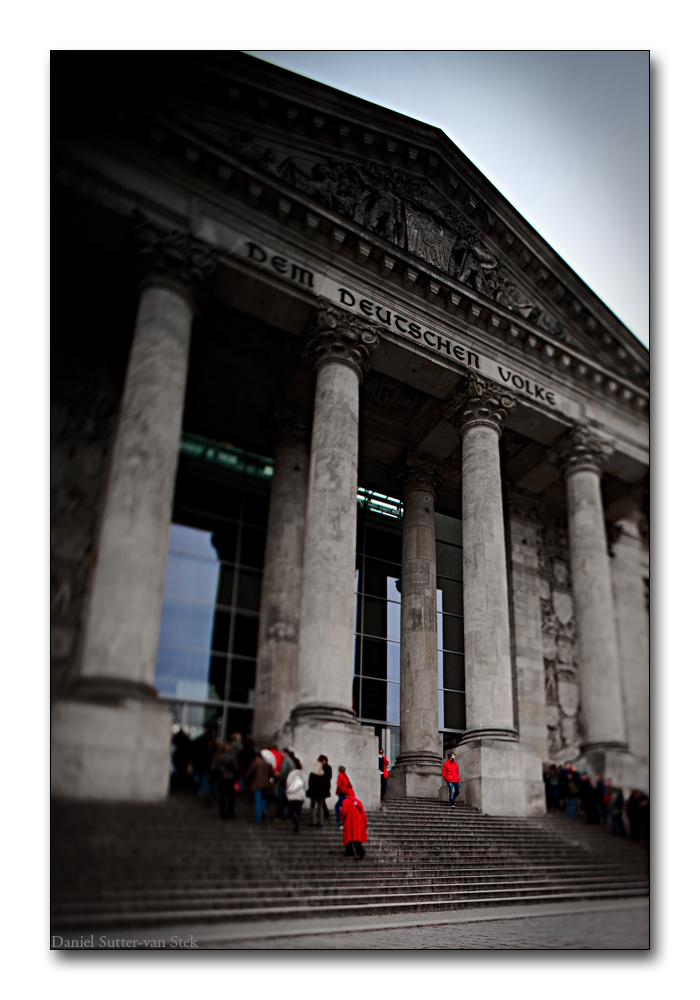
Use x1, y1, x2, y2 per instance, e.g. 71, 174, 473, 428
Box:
335, 765, 354, 823
340, 792, 368, 859
442, 750, 460, 807
307, 759, 326, 827
245, 750, 273, 824
379, 748, 390, 801
319, 755, 332, 819
284, 752, 305, 833
275, 748, 295, 822
211, 740, 238, 820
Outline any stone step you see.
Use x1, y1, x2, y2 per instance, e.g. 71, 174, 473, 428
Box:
50, 887, 650, 931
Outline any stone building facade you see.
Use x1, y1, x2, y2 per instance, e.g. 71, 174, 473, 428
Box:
50, 53, 649, 816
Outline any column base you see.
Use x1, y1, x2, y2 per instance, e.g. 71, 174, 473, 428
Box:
453, 738, 546, 817
51, 693, 172, 802
385, 752, 443, 799
277, 705, 380, 811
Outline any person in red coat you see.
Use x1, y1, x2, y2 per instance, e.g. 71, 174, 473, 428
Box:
442, 751, 460, 807
340, 793, 368, 859
335, 766, 354, 824
379, 749, 390, 801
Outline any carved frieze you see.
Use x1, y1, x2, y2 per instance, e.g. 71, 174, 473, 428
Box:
504, 484, 543, 524
443, 371, 516, 436
225, 135, 565, 338
362, 374, 416, 414
302, 298, 381, 379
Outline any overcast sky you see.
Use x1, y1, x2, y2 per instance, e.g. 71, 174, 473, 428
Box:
248, 51, 649, 348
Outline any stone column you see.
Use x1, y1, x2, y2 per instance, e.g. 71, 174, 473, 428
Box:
386, 449, 446, 798
504, 487, 548, 759
548, 424, 628, 768
443, 374, 545, 816
279, 300, 383, 810
51, 223, 216, 801
252, 402, 310, 744
610, 513, 649, 768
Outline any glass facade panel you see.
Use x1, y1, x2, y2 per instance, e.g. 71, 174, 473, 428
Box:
436, 520, 466, 740
353, 502, 467, 746
154, 439, 272, 739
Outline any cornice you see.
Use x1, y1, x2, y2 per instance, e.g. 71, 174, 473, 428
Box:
184, 53, 649, 371
56, 127, 649, 428
106, 113, 650, 410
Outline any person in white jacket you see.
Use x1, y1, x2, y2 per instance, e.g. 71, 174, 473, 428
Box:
285, 752, 305, 833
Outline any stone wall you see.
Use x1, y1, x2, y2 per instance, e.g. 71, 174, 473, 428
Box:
536, 519, 584, 761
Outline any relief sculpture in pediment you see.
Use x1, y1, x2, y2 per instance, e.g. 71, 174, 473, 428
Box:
227, 132, 562, 335
405, 203, 456, 270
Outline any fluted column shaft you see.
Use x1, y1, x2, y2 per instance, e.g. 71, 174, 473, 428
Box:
446, 375, 517, 741
51, 226, 215, 800
550, 425, 627, 750
293, 303, 380, 721
253, 408, 310, 742
394, 453, 445, 767
78, 230, 215, 691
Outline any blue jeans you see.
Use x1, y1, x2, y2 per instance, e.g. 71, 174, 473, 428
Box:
254, 788, 268, 823
276, 785, 287, 819
200, 773, 212, 806
335, 793, 346, 823
566, 796, 576, 817
448, 781, 460, 805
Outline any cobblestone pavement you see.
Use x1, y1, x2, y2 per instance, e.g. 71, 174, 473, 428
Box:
81, 898, 648, 951
213, 899, 649, 950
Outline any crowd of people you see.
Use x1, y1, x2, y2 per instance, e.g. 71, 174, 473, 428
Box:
542, 761, 650, 841
170, 728, 371, 858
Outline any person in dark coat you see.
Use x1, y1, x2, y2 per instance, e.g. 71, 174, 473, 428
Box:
171, 728, 191, 790
558, 762, 571, 810
191, 726, 216, 806
579, 773, 600, 824
340, 793, 368, 859
307, 760, 327, 827
319, 755, 332, 819
626, 789, 643, 841
211, 741, 238, 819
237, 738, 256, 800
245, 751, 273, 823
609, 784, 625, 836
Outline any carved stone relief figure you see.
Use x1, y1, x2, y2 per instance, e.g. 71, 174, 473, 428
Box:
226, 132, 563, 334
405, 203, 457, 270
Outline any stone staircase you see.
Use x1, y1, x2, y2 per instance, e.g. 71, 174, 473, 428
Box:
50, 794, 649, 932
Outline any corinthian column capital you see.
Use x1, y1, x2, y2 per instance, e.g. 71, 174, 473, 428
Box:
133, 215, 217, 309
443, 372, 516, 437
547, 422, 615, 479
389, 447, 449, 500
302, 299, 381, 381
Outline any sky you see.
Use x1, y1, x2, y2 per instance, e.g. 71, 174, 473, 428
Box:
248, 51, 649, 348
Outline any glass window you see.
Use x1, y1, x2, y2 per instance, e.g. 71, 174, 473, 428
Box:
155, 450, 270, 738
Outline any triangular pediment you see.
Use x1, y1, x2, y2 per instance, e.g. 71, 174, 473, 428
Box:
138, 54, 648, 385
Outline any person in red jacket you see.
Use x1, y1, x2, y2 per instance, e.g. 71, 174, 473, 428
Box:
379, 749, 390, 801
340, 793, 368, 859
335, 766, 354, 824
442, 751, 460, 807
